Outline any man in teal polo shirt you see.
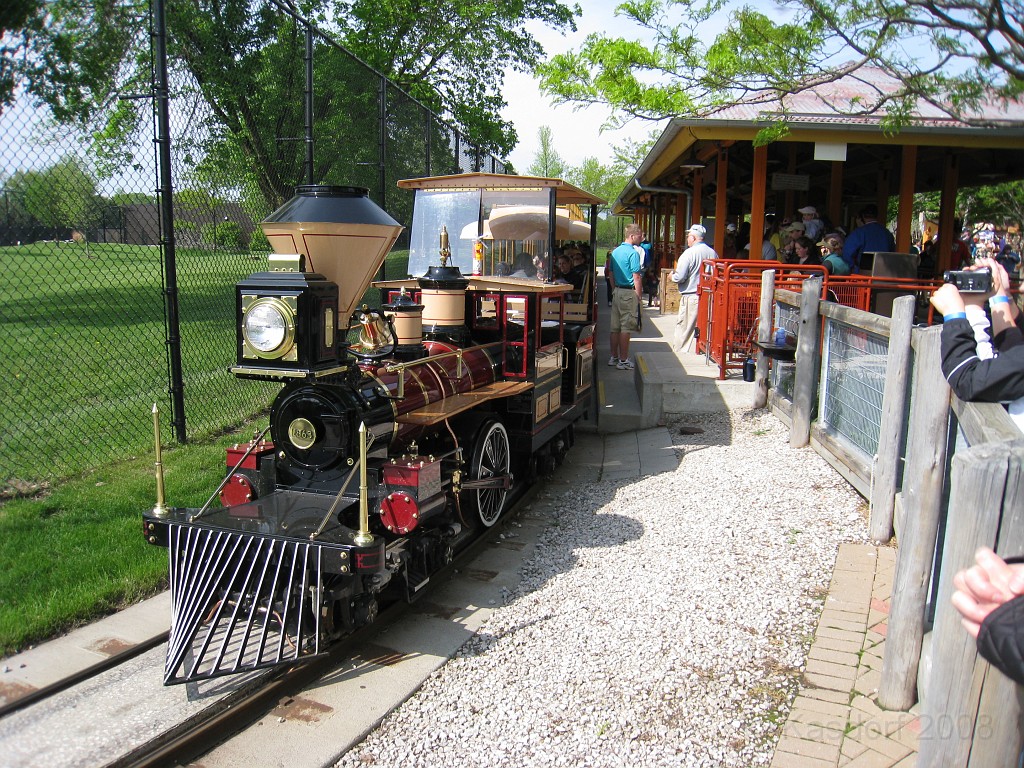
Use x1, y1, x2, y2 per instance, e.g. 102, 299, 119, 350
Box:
608, 223, 644, 370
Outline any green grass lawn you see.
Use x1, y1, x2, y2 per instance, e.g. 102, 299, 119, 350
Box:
0, 240, 411, 653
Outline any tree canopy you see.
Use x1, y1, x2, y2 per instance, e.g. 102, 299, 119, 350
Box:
537, 0, 1024, 137
526, 126, 567, 178
6, 0, 582, 208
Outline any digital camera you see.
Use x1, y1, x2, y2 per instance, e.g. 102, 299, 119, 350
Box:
943, 268, 992, 294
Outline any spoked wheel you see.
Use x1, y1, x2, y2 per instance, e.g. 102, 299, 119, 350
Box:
466, 419, 511, 527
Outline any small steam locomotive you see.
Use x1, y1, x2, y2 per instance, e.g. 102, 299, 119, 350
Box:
142, 174, 603, 684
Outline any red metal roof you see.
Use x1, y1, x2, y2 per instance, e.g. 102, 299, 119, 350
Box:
703, 65, 1024, 127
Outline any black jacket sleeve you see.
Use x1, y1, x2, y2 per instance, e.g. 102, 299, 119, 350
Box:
977, 593, 1024, 686
940, 318, 1024, 402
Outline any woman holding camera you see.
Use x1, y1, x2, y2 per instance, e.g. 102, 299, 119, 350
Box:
930, 258, 1024, 414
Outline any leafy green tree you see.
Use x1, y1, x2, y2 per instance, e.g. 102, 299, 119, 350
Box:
560, 132, 658, 244
527, 126, 567, 178
10, 0, 581, 208
334, 0, 581, 155
537, 0, 1024, 139
5, 156, 101, 234
0, 0, 42, 111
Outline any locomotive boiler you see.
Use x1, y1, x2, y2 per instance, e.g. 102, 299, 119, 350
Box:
143, 175, 603, 685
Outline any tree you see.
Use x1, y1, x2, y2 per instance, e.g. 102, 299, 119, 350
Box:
537, 0, 1024, 139
5, 156, 101, 235
9, 0, 582, 208
562, 132, 659, 246
334, 0, 581, 155
527, 126, 566, 178
0, 0, 42, 111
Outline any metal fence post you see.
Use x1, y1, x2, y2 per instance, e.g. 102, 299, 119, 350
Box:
869, 294, 915, 542
790, 276, 822, 447
879, 326, 951, 709
153, 0, 187, 443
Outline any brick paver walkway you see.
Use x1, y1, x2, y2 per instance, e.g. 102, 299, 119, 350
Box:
771, 543, 920, 768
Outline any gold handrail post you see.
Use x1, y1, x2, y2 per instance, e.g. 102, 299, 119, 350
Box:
151, 404, 169, 518
352, 422, 374, 546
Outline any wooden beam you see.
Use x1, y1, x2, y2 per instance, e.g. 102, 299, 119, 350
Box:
691, 169, 703, 226
828, 160, 844, 230
896, 146, 917, 253
750, 144, 767, 257
714, 147, 728, 255
784, 144, 797, 219
937, 153, 959, 274
674, 192, 685, 255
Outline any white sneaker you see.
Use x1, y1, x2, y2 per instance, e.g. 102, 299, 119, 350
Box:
617, 358, 635, 370
608, 356, 618, 366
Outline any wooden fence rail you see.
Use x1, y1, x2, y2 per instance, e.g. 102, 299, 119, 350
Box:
756, 270, 1024, 767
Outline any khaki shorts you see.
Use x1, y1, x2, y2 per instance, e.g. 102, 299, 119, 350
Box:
611, 287, 640, 332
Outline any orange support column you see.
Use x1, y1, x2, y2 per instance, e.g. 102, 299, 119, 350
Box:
937, 153, 959, 275
749, 144, 767, 257
896, 146, 917, 253
714, 147, 728, 255
828, 161, 844, 231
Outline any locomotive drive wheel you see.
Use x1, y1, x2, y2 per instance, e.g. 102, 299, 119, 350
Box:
466, 419, 511, 528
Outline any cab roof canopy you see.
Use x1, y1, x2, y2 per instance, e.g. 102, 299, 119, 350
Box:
398, 173, 605, 207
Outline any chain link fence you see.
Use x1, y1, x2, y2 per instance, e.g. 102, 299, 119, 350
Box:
0, 2, 506, 494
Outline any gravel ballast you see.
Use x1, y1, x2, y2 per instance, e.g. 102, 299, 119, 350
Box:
337, 408, 868, 767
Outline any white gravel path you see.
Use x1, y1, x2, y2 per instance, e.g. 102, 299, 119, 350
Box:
337, 408, 868, 767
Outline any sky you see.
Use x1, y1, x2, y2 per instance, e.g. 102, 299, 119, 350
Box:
499, 1, 668, 174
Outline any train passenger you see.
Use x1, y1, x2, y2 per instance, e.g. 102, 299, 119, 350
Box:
510, 251, 537, 279
608, 223, 645, 370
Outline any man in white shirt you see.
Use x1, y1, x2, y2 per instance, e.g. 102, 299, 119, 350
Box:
671, 224, 717, 353
798, 206, 824, 243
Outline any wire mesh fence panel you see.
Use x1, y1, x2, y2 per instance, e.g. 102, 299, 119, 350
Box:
769, 303, 801, 401
0, 91, 170, 491
1, 1, 506, 493
820, 319, 889, 458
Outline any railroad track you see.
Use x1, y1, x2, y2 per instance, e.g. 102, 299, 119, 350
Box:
0, 477, 547, 768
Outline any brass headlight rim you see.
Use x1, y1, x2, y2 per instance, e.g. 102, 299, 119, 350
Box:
242, 296, 297, 360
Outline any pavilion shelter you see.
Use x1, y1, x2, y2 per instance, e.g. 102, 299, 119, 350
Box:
614, 67, 1024, 278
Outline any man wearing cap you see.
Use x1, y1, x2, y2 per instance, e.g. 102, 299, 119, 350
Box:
780, 221, 805, 262
798, 206, 824, 242
671, 223, 718, 353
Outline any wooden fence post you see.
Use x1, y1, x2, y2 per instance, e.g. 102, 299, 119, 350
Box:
753, 269, 775, 410
868, 295, 915, 543
968, 446, 1024, 768
878, 326, 951, 710
917, 443, 1024, 768
790, 276, 822, 448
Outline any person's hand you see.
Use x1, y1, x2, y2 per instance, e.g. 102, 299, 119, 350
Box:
930, 283, 966, 316
951, 548, 1024, 638
974, 257, 1012, 297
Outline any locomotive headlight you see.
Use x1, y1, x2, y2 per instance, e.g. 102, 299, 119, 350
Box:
241, 296, 297, 360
